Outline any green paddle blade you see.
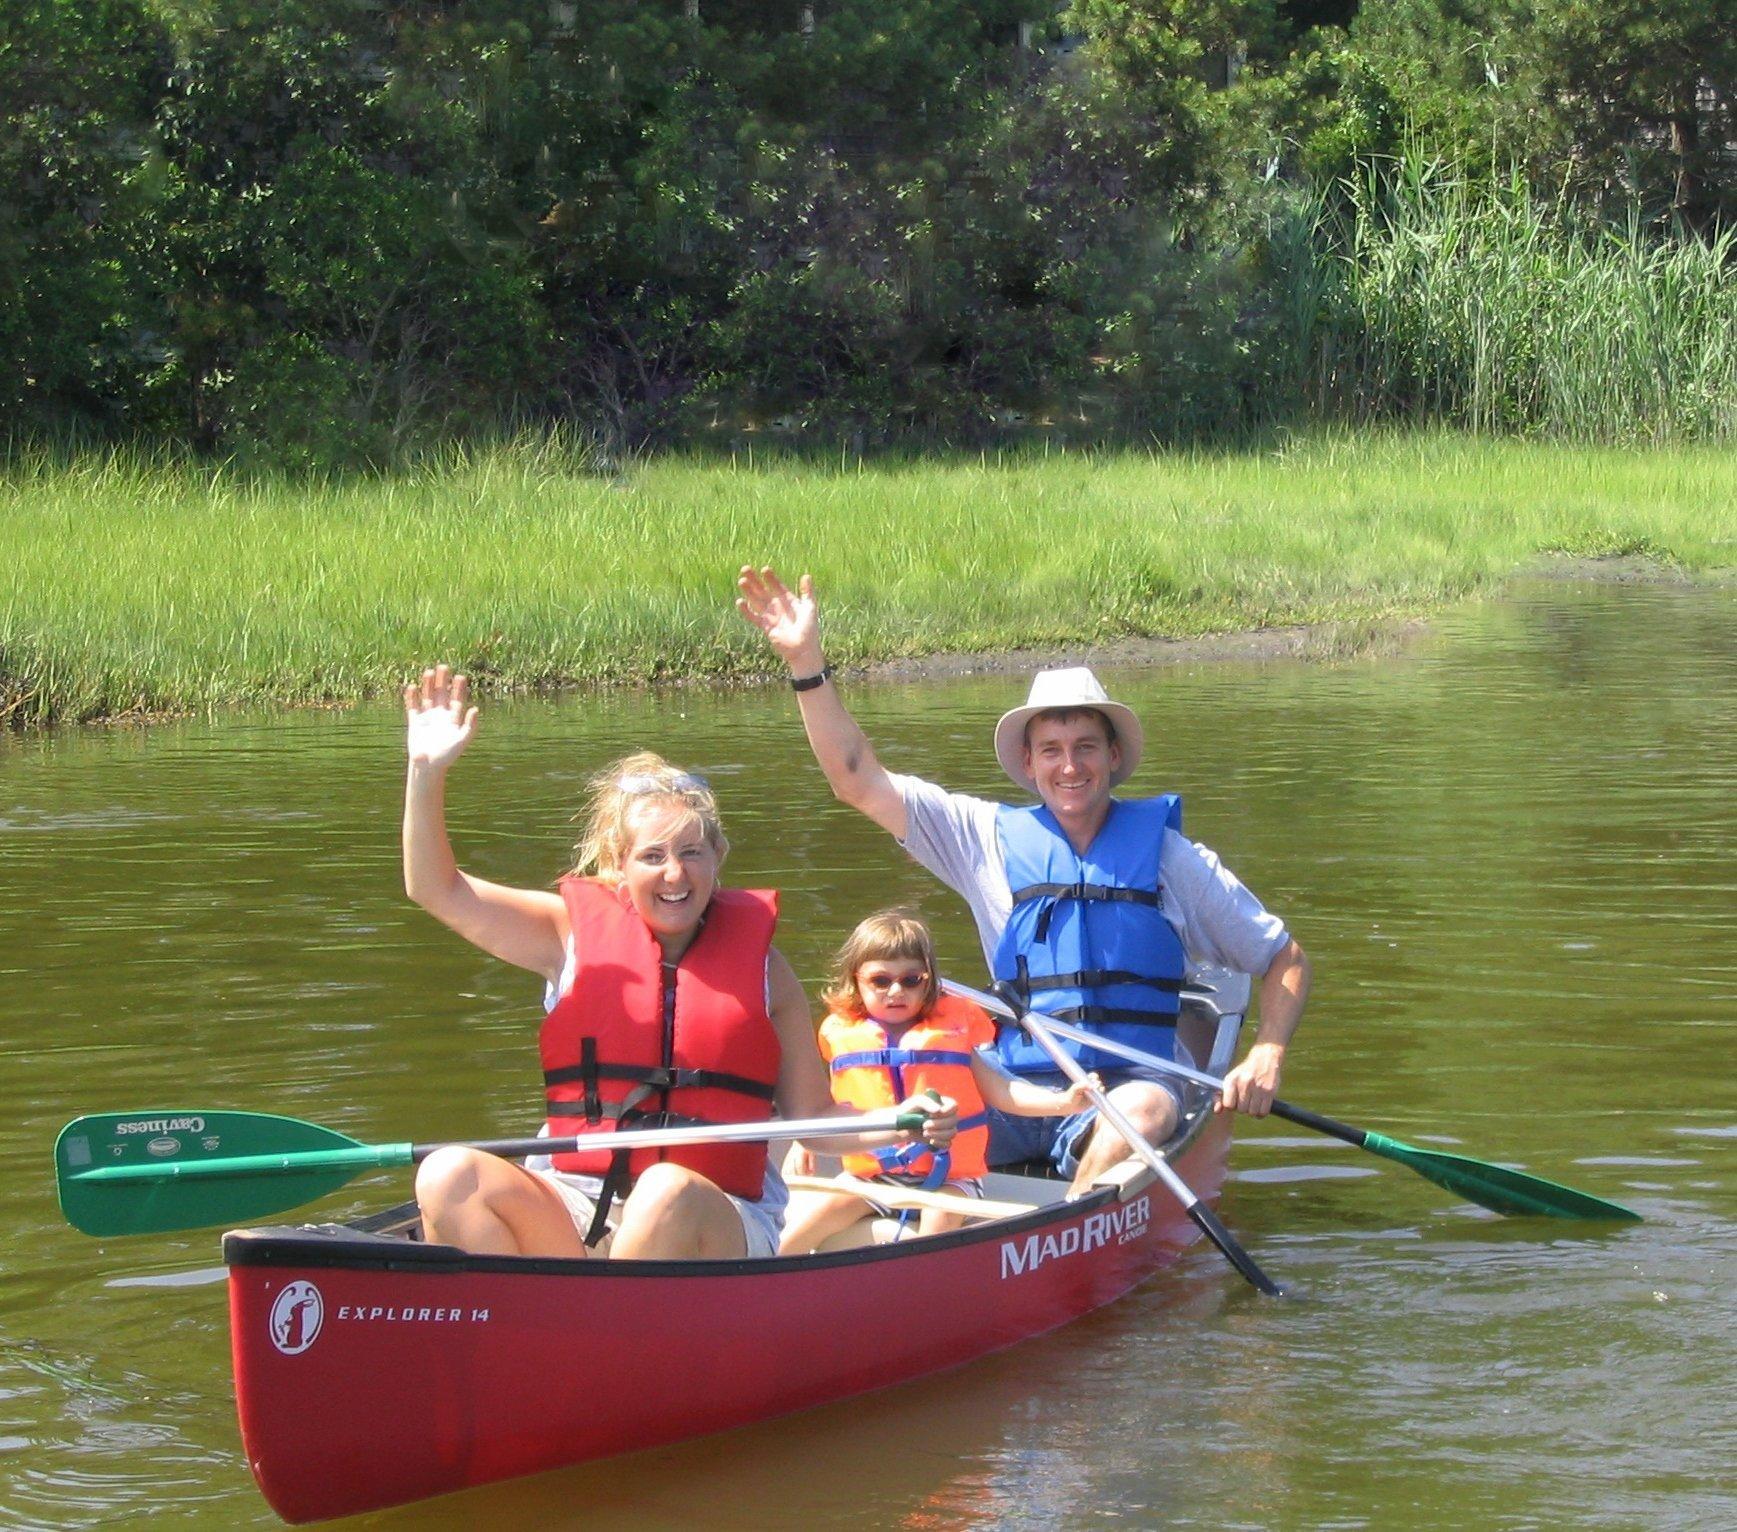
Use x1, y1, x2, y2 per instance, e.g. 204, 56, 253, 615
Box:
56, 1110, 397, 1237
1362, 1132, 1641, 1220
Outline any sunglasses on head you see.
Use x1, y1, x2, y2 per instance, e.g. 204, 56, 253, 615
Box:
617, 771, 708, 796
861, 970, 929, 993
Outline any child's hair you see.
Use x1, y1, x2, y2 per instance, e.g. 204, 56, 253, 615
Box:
821, 908, 940, 1020
568, 751, 728, 880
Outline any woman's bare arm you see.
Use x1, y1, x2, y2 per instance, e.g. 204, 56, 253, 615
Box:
735, 567, 908, 839
402, 666, 567, 983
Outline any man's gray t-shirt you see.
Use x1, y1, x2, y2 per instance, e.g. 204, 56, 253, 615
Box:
891, 773, 1289, 978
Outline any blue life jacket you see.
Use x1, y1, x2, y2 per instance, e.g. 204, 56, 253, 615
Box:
990, 796, 1188, 1076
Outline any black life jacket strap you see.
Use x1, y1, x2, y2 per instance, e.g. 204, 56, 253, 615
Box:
587, 1149, 631, 1249
582, 1084, 657, 1248
1010, 881, 1163, 942
544, 1062, 777, 1101
1040, 1005, 1179, 1028
1019, 968, 1183, 996
569, 1099, 742, 1249
576, 1038, 598, 1122
1010, 882, 1163, 908
544, 1097, 726, 1124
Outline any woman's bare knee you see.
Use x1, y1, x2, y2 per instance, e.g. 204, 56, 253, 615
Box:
613, 1163, 743, 1259
620, 1162, 708, 1220
415, 1145, 488, 1219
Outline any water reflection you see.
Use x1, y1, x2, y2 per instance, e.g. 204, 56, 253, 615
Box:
0, 580, 1732, 1528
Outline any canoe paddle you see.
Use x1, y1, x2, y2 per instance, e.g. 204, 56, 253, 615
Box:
944, 979, 1640, 1222
980, 989, 1285, 1297
55, 1107, 932, 1238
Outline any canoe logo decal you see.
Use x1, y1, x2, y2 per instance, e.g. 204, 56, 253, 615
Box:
270, 1281, 325, 1355
146, 1136, 181, 1158
999, 1196, 1151, 1280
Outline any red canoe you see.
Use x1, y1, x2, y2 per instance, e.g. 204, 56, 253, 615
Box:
224, 980, 1250, 1524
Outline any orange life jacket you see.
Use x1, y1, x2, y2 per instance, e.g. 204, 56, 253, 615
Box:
819, 993, 994, 1182
540, 879, 781, 1205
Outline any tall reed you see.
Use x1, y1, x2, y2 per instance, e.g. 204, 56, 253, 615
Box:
1304, 148, 1737, 443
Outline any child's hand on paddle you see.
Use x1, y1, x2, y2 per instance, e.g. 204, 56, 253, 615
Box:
405, 665, 478, 771
736, 566, 824, 674
1059, 1073, 1103, 1113
899, 1093, 958, 1151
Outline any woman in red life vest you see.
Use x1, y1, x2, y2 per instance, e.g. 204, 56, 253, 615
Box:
402, 665, 956, 1262
780, 910, 1099, 1254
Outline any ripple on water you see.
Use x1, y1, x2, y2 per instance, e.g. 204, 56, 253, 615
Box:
1234, 1164, 1381, 1184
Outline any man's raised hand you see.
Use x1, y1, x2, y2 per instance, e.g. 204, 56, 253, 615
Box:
736, 565, 824, 673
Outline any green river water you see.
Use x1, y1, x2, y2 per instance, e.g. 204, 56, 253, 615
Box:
1, 577, 1732, 1530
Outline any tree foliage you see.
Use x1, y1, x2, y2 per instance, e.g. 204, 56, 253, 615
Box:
1, 0, 1730, 462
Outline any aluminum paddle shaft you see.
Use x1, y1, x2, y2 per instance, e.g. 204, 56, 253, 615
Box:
946, 979, 1639, 1222
68, 1109, 926, 1185
56, 1106, 932, 1237
960, 984, 1283, 1297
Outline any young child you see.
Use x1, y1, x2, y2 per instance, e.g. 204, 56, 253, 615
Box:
780, 909, 1101, 1254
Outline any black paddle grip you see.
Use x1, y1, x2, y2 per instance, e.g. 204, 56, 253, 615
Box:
1269, 1099, 1369, 1150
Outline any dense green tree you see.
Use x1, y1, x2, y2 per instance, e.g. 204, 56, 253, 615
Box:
1343, 0, 1737, 225
0, 0, 172, 433
1530, 0, 1737, 227
1341, 0, 1532, 174
1, 0, 1727, 459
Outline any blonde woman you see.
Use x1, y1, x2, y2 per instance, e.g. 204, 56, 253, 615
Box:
402, 665, 954, 1261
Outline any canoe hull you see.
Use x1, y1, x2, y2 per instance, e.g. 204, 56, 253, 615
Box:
228, 1114, 1230, 1524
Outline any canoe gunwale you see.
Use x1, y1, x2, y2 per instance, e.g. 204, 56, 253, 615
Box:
221, 1179, 1121, 1278
222, 1088, 1217, 1279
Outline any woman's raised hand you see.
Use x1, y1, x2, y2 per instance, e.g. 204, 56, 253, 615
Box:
404, 665, 478, 771
736, 565, 824, 673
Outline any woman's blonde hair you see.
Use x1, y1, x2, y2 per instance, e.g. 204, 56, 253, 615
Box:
821, 908, 939, 1020
568, 751, 728, 880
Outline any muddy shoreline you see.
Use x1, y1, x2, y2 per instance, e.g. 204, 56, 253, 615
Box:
775, 557, 1719, 687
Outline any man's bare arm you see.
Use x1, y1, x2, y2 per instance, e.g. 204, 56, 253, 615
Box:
736, 565, 907, 840
1217, 938, 1310, 1117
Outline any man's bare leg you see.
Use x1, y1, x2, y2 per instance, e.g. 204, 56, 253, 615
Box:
1066, 1081, 1179, 1196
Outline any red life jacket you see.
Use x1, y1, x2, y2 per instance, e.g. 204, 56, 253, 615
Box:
819, 993, 994, 1181
540, 879, 781, 1202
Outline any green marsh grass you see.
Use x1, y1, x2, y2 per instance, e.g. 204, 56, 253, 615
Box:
1, 433, 1731, 727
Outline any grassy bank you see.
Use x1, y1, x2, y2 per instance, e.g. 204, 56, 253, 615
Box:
2, 432, 1731, 728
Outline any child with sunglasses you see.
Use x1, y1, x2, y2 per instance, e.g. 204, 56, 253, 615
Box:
780, 909, 1101, 1253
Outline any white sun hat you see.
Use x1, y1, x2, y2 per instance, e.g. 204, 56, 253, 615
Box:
993, 667, 1144, 791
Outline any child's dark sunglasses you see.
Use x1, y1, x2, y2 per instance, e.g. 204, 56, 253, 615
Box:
861, 971, 929, 993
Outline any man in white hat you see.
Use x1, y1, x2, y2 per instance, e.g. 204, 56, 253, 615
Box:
736, 566, 1310, 1192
